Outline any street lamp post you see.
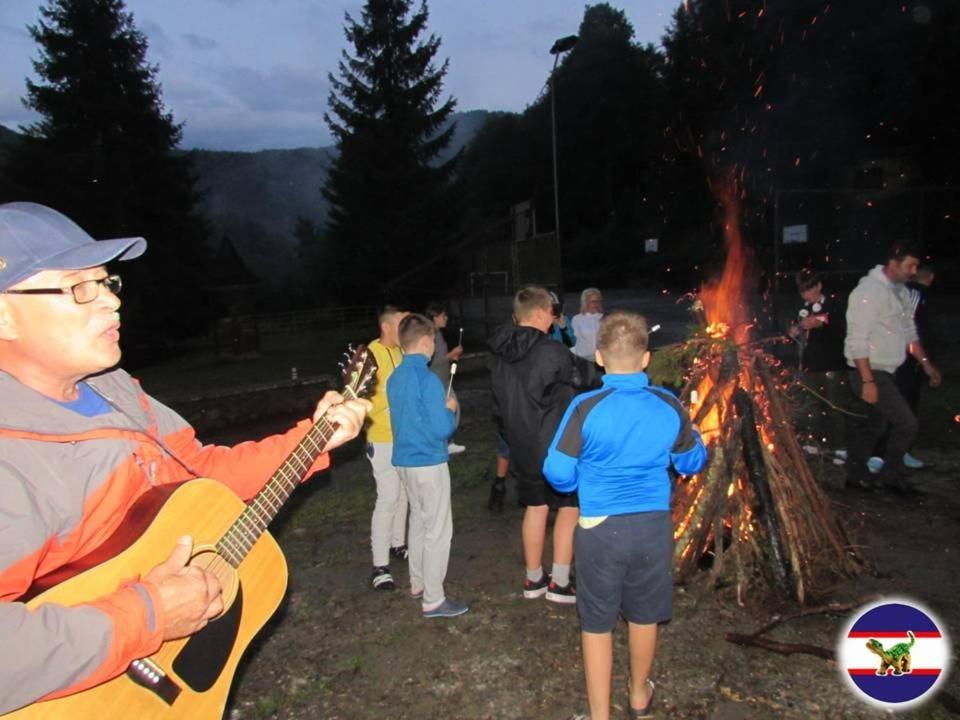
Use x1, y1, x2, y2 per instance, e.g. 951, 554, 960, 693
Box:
549, 34, 577, 291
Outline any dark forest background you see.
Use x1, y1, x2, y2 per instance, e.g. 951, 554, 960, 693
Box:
1, 0, 958, 339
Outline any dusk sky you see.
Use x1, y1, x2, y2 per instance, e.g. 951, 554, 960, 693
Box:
0, 1, 680, 151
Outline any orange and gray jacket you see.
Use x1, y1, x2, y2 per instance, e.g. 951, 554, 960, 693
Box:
0, 368, 327, 714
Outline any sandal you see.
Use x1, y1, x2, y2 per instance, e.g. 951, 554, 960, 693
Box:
628, 678, 655, 718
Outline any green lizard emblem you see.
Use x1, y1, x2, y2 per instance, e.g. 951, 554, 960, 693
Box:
866, 631, 916, 676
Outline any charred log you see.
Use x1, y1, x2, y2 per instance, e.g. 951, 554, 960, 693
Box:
732, 387, 795, 600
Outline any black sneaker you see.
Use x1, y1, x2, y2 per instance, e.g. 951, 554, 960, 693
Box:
390, 544, 409, 561
546, 581, 576, 605
371, 566, 395, 591
523, 573, 550, 599
488, 481, 506, 513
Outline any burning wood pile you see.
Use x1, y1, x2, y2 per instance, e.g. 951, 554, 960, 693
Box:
654, 186, 863, 604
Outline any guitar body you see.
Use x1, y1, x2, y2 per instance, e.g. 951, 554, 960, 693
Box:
9, 479, 288, 720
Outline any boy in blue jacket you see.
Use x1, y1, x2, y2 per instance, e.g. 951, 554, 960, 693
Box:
387, 313, 469, 618
544, 310, 707, 719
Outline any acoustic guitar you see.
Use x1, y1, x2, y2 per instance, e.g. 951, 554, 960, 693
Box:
6, 346, 377, 719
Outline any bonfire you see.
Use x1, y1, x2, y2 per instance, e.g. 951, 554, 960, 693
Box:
652, 181, 863, 605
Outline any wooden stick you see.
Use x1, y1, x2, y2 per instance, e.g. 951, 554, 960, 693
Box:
725, 598, 875, 659
733, 388, 794, 599
724, 634, 835, 660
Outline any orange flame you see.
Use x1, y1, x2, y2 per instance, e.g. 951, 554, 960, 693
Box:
699, 177, 753, 345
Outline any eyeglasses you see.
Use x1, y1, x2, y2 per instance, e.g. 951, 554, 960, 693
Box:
2, 274, 122, 304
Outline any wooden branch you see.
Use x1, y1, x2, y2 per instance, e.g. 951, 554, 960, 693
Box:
754, 357, 863, 575
741, 599, 872, 639
733, 388, 795, 599
724, 599, 875, 660
724, 634, 835, 660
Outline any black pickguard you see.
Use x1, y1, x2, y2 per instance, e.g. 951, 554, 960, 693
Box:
172, 583, 243, 692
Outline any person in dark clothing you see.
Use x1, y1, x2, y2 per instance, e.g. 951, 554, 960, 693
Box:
487, 290, 581, 514
488, 286, 583, 604
787, 269, 848, 455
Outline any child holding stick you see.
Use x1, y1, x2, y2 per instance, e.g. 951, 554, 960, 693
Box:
387, 313, 468, 618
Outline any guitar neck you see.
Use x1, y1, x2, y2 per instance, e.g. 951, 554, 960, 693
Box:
215, 389, 355, 566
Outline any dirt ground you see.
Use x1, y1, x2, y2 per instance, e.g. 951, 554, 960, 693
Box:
200, 368, 960, 720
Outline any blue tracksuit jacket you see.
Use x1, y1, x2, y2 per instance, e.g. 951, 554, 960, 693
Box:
387, 354, 456, 467
543, 372, 707, 516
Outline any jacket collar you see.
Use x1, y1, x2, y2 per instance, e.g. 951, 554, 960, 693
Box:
0, 367, 150, 435
600, 371, 650, 389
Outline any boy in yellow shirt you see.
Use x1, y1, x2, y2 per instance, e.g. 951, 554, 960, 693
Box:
366, 306, 409, 590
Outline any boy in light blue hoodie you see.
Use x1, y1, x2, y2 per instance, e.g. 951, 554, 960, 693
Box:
387, 313, 469, 618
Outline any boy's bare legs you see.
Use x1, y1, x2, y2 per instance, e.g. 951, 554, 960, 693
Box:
628, 622, 657, 710
581, 630, 613, 720
552, 506, 579, 565
523, 505, 577, 574
522, 504, 549, 571
496, 454, 509, 477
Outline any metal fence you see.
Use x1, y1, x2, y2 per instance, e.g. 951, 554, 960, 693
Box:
771, 186, 960, 292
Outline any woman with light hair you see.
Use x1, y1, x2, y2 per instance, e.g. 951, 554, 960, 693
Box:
571, 287, 603, 360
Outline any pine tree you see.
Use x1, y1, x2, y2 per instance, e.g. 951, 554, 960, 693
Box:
4, 0, 209, 336
323, 0, 457, 301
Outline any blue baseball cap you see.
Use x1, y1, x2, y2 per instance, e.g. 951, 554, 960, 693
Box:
0, 202, 147, 291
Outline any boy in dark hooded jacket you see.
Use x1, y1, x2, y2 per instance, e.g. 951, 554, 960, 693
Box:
488, 285, 588, 604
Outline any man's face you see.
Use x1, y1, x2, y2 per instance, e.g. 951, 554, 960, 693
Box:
434, 311, 448, 329
0, 266, 122, 381
800, 283, 822, 304
888, 255, 920, 284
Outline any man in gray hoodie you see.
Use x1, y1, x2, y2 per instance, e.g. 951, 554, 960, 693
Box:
844, 243, 942, 493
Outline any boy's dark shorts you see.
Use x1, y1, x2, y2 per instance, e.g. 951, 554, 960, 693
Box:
574, 511, 673, 633
516, 473, 578, 509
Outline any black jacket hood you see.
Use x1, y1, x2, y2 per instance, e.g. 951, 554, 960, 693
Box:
487, 323, 546, 363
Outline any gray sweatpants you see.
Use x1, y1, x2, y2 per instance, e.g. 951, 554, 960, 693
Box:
397, 463, 453, 608
367, 442, 408, 567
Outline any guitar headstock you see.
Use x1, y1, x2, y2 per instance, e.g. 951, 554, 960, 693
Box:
340, 344, 378, 400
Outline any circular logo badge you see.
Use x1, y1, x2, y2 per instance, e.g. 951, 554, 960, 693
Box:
838, 598, 950, 710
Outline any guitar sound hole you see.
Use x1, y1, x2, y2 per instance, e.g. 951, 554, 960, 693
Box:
190, 547, 239, 611
172, 583, 243, 692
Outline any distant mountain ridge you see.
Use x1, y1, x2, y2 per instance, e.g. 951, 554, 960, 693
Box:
190, 109, 489, 284
1, 110, 490, 285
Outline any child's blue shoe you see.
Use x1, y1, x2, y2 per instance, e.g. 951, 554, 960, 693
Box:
422, 597, 469, 618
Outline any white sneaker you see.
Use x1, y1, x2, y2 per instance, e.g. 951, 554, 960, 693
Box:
903, 452, 925, 469
834, 449, 848, 460
866, 457, 884, 474
448, 442, 466, 455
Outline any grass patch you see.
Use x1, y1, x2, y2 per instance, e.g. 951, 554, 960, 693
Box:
288, 462, 377, 531
253, 696, 279, 718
